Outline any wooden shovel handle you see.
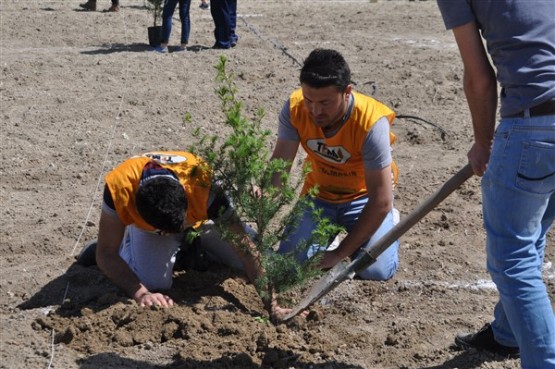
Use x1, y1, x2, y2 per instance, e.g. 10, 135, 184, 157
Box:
360, 163, 474, 267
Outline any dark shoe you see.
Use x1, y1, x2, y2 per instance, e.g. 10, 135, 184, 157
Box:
199, 2, 209, 9
455, 323, 520, 358
212, 43, 230, 50
76, 240, 97, 267
106, 4, 120, 12
79, 0, 97, 11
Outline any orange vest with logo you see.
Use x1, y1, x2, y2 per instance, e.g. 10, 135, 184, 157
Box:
105, 151, 212, 231
289, 89, 398, 203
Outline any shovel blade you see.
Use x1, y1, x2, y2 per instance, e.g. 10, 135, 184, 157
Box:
282, 260, 356, 320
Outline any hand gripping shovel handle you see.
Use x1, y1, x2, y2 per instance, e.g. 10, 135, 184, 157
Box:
282, 163, 474, 321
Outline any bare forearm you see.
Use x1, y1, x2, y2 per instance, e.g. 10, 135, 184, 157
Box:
463, 72, 497, 146
269, 139, 298, 189
226, 216, 264, 283
97, 253, 146, 299
452, 22, 498, 148
335, 199, 391, 259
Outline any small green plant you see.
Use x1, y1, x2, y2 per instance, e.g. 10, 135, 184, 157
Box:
253, 316, 271, 325
188, 56, 343, 311
147, 0, 163, 27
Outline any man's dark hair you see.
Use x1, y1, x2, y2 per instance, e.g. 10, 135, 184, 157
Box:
299, 49, 351, 91
136, 176, 187, 233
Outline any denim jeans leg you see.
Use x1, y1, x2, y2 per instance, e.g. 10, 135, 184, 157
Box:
210, 0, 231, 47
161, 0, 179, 44
482, 115, 555, 369
178, 0, 191, 44
277, 198, 338, 264
229, 0, 238, 43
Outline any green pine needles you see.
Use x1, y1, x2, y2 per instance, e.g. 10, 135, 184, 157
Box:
188, 56, 343, 305
146, 0, 163, 27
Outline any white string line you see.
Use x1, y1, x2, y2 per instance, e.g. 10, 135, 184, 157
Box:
47, 7, 132, 369
70, 7, 131, 257
0, 0, 6, 343
46, 329, 55, 369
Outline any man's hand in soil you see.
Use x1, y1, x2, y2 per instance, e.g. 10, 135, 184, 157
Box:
134, 291, 174, 308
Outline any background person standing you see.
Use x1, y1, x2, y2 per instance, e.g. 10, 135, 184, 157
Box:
210, 0, 238, 49
155, 0, 192, 53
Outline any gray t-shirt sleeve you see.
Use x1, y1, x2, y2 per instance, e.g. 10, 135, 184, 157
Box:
362, 117, 392, 171
437, 0, 475, 30
277, 100, 300, 141
101, 201, 119, 218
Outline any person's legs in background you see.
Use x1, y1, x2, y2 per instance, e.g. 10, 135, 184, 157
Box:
229, 0, 238, 46
79, 0, 120, 12
108, 0, 120, 12
177, 0, 192, 50
79, 0, 97, 11
210, 0, 232, 49
158, 0, 179, 52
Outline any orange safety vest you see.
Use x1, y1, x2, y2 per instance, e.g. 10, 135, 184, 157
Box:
289, 89, 398, 203
105, 151, 212, 231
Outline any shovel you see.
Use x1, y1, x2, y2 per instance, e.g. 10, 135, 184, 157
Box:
282, 163, 474, 321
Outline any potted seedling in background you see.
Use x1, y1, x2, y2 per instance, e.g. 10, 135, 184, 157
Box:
147, 0, 163, 47
187, 56, 343, 317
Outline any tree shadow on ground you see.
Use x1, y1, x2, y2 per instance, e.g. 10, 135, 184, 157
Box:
80, 43, 156, 54
78, 351, 366, 369
80, 43, 212, 55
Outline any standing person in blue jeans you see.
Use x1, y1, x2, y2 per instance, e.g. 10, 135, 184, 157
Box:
437, 1, 555, 368
210, 0, 238, 49
155, 0, 192, 53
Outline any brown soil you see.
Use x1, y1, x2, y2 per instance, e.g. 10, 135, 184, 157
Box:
2, 1, 553, 368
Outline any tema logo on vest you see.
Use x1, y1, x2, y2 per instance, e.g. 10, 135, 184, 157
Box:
144, 153, 187, 165
306, 140, 351, 164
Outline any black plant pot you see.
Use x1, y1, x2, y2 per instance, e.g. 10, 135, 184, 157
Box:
148, 26, 162, 47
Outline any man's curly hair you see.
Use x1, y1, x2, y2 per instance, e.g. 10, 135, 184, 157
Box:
136, 176, 187, 233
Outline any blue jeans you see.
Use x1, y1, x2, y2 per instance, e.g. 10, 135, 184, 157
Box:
161, 0, 191, 45
210, 0, 237, 48
277, 196, 399, 281
482, 113, 555, 369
